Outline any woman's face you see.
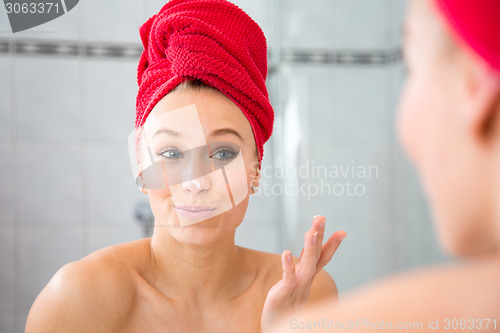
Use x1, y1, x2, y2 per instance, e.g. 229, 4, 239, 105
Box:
138, 87, 260, 245
398, 0, 498, 257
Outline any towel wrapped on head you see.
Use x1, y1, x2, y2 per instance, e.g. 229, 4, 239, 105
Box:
135, 0, 274, 162
434, 0, 500, 72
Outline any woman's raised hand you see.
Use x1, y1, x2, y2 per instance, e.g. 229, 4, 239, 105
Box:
261, 216, 346, 332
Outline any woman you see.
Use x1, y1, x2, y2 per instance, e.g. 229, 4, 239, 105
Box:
269, 0, 500, 331
25, 0, 346, 332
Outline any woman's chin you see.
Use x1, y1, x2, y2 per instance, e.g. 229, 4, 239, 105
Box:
167, 217, 234, 245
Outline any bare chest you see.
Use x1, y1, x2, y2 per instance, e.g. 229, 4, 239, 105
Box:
123, 283, 269, 333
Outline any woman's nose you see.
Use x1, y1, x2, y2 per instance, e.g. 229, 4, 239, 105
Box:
181, 176, 210, 194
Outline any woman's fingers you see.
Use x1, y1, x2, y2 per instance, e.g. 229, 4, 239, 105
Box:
299, 216, 325, 262
291, 216, 343, 300
282, 250, 296, 283
316, 230, 346, 273
298, 229, 318, 281
314, 217, 326, 261
279, 250, 296, 293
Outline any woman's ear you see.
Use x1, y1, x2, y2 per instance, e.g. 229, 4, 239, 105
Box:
462, 56, 500, 140
249, 161, 261, 194
137, 163, 149, 194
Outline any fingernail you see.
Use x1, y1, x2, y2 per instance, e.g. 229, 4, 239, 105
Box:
313, 215, 325, 221
287, 251, 292, 263
313, 231, 318, 242
320, 220, 326, 230
340, 234, 347, 242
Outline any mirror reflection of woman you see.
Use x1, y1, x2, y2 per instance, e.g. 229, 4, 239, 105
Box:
25, 0, 346, 332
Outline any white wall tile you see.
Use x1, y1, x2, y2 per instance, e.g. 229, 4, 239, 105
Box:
394, 224, 422, 270
334, 0, 391, 50
14, 143, 83, 227
0, 143, 13, 226
245, 153, 280, 229
0, 57, 11, 139
0, 230, 14, 312
83, 60, 137, 141
83, 0, 146, 43
389, 64, 406, 139
281, 0, 336, 50
0, 1, 10, 35
393, 145, 430, 223
395, 223, 452, 272
279, 64, 394, 267
390, 63, 431, 225
371, 226, 398, 278
282, 65, 336, 144
235, 224, 279, 253
295, 145, 390, 227
147, 0, 273, 46
10, 3, 81, 41
389, 0, 410, 49
324, 226, 374, 293
417, 225, 450, 265
14, 314, 28, 333
245, 192, 280, 225
17, 228, 84, 311
0, 315, 14, 333
149, 0, 168, 17
14, 58, 81, 140
230, 0, 274, 46
334, 67, 392, 149
86, 143, 145, 228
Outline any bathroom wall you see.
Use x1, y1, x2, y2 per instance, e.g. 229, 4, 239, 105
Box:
274, 0, 451, 294
0, 0, 450, 332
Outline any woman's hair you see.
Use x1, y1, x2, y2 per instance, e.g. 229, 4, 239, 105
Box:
173, 78, 213, 92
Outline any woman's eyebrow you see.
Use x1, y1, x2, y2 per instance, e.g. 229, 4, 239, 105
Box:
210, 128, 243, 141
153, 128, 181, 138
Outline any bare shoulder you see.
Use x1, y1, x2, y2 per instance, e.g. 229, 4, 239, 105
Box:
275, 259, 500, 332
237, 247, 338, 301
341, 259, 500, 312
307, 269, 338, 304
26, 239, 151, 333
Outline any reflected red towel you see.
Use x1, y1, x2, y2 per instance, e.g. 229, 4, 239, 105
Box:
135, 0, 273, 161
434, 0, 500, 71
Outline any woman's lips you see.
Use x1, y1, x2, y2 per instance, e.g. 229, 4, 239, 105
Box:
174, 205, 217, 220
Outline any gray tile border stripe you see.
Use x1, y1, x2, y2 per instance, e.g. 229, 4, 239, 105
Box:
0, 38, 402, 65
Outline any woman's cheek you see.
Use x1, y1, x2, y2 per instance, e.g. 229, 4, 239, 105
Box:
148, 189, 177, 225
224, 153, 249, 206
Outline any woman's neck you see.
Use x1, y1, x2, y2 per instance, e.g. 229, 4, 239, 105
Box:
147, 227, 250, 306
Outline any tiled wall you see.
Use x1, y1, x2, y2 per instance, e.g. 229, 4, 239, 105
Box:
277, 0, 450, 294
0, 0, 450, 332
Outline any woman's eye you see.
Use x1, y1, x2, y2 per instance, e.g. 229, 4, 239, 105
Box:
211, 148, 238, 161
159, 148, 183, 159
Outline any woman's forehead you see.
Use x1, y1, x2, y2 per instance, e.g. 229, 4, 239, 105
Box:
143, 107, 249, 149
148, 90, 253, 140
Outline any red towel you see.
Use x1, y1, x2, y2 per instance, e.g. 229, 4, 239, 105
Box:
434, 0, 500, 72
135, 0, 273, 162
